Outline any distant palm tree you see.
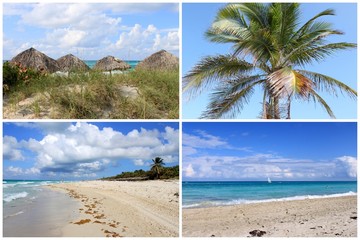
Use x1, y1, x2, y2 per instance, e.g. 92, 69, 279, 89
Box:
184, 3, 357, 119
151, 157, 165, 179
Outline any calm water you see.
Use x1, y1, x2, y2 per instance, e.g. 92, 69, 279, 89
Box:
182, 181, 357, 208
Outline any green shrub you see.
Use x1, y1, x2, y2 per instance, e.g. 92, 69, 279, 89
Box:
3, 62, 41, 92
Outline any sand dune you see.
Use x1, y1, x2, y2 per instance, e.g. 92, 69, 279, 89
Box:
183, 196, 357, 237
49, 180, 179, 237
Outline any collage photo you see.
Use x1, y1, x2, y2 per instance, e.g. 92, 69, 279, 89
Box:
2, 0, 358, 238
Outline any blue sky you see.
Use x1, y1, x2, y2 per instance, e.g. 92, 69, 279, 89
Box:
3, 122, 179, 180
3, 3, 179, 60
183, 122, 357, 181
182, 3, 357, 119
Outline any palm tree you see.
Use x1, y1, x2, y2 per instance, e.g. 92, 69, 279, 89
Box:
151, 157, 165, 179
183, 3, 357, 119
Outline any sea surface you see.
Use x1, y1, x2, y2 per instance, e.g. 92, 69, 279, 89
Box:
3, 180, 79, 237
182, 181, 357, 208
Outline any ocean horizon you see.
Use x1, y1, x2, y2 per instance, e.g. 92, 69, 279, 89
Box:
182, 181, 357, 208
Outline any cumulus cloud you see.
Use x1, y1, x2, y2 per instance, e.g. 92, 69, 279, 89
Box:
115, 24, 179, 59
337, 156, 357, 177
3, 3, 178, 59
183, 153, 340, 180
184, 164, 196, 177
183, 130, 355, 180
3, 136, 24, 161
5, 122, 179, 178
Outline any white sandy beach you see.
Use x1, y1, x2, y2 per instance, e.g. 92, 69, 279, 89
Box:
49, 180, 179, 237
183, 196, 357, 237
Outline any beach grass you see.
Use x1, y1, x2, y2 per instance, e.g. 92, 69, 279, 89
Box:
3, 69, 179, 119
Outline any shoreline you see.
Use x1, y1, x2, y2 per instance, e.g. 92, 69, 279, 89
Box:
49, 180, 179, 237
183, 191, 357, 209
3, 187, 79, 237
183, 195, 357, 237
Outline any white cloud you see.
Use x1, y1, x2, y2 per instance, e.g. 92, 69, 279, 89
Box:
337, 156, 357, 177
9, 122, 178, 177
184, 164, 196, 177
4, 3, 178, 59
183, 153, 342, 180
5, 166, 40, 176
183, 131, 228, 149
3, 136, 24, 161
134, 159, 145, 166
115, 24, 179, 59
6, 166, 24, 175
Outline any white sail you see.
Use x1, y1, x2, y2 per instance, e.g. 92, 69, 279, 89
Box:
267, 177, 271, 183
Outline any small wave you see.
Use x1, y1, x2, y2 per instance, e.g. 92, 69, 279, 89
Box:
3, 181, 7, 184
15, 181, 35, 185
3, 184, 16, 188
3, 192, 29, 202
4, 211, 24, 219
183, 191, 357, 208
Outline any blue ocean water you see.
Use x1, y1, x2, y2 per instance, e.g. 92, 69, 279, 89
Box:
182, 181, 357, 208
84, 60, 139, 69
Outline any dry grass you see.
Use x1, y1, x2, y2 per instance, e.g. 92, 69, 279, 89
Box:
3, 69, 179, 119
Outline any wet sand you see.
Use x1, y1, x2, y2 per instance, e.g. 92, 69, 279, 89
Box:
183, 196, 357, 237
49, 180, 179, 237
3, 188, 79, 237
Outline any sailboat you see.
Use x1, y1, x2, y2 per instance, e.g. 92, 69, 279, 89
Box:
267, 177, 272, 183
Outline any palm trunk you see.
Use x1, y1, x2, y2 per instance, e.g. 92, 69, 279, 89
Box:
262, 90, 267, 119
273, 97, 280, 119
286, 94, 292, 119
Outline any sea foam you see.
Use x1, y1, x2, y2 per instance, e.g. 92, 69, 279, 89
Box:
183, 191, 357, 208
3, 192, 29, 202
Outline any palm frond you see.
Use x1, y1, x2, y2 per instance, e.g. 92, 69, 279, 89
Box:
308, 89, 335, 118
297, 70, 357, 98
289, 42, 356, 66
268, 67, 313, 98
269, 3, 300, 48
293, 8, 335, 40
201, 78, 266, 118
183, 55, 256, 95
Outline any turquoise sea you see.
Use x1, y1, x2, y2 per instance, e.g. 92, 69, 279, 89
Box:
182, 181, 357, 208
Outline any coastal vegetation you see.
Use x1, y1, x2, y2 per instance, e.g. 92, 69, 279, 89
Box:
101, 165, 179, 181
183, 3, 356, 119
3, 48, 179, 119
151, 157, 165, 179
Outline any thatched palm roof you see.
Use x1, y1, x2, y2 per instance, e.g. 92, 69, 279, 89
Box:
136, 50, 179, 71
10, 47, 60, 73
93, 56, 130, 72
57, 54, 90, 72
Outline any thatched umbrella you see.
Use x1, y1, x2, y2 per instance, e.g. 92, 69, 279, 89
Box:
93, 56, 130, 75
10, 47, 60, 73
136, 49, 179, 71
57, 54, 90, 72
